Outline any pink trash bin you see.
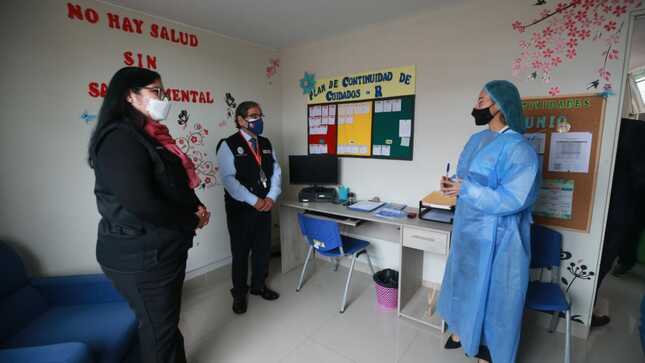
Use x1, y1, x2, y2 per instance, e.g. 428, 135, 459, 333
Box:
374, 269, 399, 310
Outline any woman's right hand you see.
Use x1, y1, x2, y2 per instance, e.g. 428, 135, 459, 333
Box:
195, 205, 210, 229
440, 176, 451, 194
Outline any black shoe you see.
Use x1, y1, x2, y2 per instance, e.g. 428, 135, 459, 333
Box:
591, 314, 610, 327
475, 345, 492, 362
444, 335, 462, 349
250, 287, 280, 301
232, 295, 247, 314
612, 263, 633, 276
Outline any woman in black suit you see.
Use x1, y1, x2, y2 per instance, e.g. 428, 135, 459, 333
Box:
88, 67, 210, 363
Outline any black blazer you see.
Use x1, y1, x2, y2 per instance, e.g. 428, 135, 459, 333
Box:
91, 122, 201, 271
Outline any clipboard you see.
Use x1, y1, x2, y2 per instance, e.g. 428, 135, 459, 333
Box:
348, 200, 385, 212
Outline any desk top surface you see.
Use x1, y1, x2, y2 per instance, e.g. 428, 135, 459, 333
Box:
282, 200, 452, 233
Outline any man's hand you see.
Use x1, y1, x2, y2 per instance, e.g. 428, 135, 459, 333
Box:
254, 198, 268, 211
260, 198, 274, 212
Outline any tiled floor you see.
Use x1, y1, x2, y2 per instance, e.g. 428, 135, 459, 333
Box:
180, 258, 645, 363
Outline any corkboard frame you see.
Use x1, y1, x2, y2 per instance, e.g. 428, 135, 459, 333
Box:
522, 93, 607, 233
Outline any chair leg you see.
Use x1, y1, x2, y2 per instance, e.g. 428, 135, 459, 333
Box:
363, 250, 375, 275
334, 257, 340, 272
296, 246, 314, 292
564, 309, 571, 363
548, 311, 560, 333
340, 254, 357, 313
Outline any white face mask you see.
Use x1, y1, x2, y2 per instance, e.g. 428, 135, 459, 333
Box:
146, 97, 171, 121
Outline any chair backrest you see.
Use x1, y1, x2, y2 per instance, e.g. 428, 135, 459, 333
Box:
530, 224, 562, 269
297, 213, 343, 252
0, 241, 29, 298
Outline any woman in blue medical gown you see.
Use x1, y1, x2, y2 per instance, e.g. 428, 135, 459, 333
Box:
437, 80, 539, 363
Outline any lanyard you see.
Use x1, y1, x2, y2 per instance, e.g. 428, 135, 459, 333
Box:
240, 132, 262, 167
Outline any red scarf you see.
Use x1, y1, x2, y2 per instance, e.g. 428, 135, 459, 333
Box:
143, 121, 201, 189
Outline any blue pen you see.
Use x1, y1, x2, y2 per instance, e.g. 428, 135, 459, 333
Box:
445, 162, 450, 177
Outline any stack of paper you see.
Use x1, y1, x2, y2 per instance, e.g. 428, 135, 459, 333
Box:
374, 207, 406, 219
347, 200, 385, 212
421, 191, 456, 210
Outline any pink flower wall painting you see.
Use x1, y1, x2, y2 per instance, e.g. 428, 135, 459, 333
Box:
512, 0, 642, 96
266, 58, 280, 85
175, 110, 218, 189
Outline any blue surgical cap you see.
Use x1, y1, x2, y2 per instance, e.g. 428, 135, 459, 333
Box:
483, 80, 525, 134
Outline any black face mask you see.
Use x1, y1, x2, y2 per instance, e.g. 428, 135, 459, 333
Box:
471, 107, 496, 126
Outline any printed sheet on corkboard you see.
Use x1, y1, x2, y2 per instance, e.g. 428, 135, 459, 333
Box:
522, 94, 606, 232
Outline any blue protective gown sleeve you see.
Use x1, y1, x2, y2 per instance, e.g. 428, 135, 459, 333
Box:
458, 142, 538, 216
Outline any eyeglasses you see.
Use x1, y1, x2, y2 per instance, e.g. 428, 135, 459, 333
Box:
140, 86, 167, 99
246, 113, 264, 120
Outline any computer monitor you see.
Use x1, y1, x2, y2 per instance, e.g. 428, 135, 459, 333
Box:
289, 155, 339, 185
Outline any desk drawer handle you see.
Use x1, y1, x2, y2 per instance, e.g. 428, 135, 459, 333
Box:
411, 235, 438, 242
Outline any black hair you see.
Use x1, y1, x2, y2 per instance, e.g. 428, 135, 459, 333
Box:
234, 101, 261, 129
88, 67, 161, 167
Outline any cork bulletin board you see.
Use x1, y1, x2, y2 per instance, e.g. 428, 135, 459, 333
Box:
522, 94, 607, 232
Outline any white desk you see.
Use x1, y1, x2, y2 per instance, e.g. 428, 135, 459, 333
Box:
280, 201, 452, 330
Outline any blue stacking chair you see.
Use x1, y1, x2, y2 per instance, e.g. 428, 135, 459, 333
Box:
526, 224, 571, 363
296, 213, 375, 313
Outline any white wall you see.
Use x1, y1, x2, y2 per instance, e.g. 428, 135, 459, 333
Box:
280, 0, 640, 332
0, 0, 281, 276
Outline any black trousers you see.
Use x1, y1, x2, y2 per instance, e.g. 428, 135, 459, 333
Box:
102, 255, 187, 363
225, 204, 272, 297
616, 207, 644, 268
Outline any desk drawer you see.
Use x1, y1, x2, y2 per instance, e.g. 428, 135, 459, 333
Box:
402, 226, 449, 255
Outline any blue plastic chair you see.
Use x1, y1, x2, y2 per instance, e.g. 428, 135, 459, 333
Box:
296, 213, 375, 313
526, 224, 571, 363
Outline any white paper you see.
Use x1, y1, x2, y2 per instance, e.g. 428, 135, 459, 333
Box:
375, 101, 384, 113
308, 106, 315, 116
391, 99, 402, 112
383, 100, 393, 112
359, 145, 368, 155
344, 116, 354, 125
321, 106, 329, 117
533, 179, 574, 219
399, 119, 412, 138
327, 116, 335, 125
401, 137, 410, 147
329, 105, 336, 116
322, 144, 328, 154
310, 126, 328, 135
382, 145, 391, 156
525, 132, 546, 154
373, 145, 382, 156
548, 132, 592, 173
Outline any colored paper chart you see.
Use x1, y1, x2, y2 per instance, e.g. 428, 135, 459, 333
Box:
372, 96, 414, 160
307, 104, 337, 155
336, 101, 373, 157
